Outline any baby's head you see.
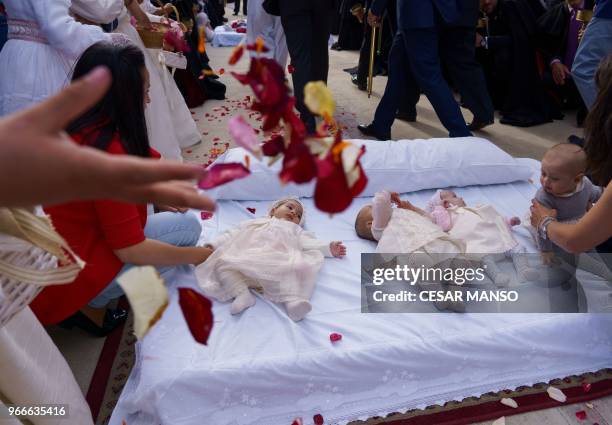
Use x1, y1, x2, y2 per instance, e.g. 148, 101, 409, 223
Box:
355, 205, 375, 241
540, 143, 586, 196
269, 197, 304, 225
426, 190, 466, 212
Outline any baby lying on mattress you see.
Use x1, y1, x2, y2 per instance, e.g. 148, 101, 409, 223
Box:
196, 197, 346, 321
356, 190, 535, 286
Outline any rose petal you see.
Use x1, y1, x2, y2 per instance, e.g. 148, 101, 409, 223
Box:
201, 211, 214, 220
288, 64, 295, 74
329, 333, 342, 342
585, 402, 594, 409
575, 410, 587, 420
492, 418, 505, 425
313, 414, 324, 425
219, 68, 225, 75
198, 163, 251, 189
247, 207, 256, 214
582, 382, 592, 392
280, 141, 317, 185
178, 287, 214, 345
228, 44, 245, 65
262, 135, 286, 157
117, 267, 168, 340
304, 81, 335, 120
291, 419, 303, 425
228, 115, 262, 158
547, 386, 567, 403
500, 398, 518, 409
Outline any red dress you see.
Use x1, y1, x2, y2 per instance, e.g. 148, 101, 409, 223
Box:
31, 124, 159, 325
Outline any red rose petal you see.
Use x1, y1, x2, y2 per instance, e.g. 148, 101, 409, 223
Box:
582, 383, 592, 392
178, 288, 213, 345
313, 414, 324, 425
575, 410, 587, 420
246, 207, 256, 214
291, 418, 303, 425
288, 64, 295, 74
329, 333, 342, 342
219, 68, 225, 75
201, 211, 214, 220
198, 162, 250, 189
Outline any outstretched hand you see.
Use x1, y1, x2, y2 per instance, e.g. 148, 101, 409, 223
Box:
0, 66, 215, 212
367, 10, 382, 27
330, 241, 347, 258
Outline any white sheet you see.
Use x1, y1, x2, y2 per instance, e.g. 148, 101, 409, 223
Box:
110, 158, 612, 425
212, 25, 246, 47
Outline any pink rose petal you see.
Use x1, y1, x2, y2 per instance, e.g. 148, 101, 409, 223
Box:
201, 211, 214, 220
198, 163, 250, 189
329, 333, 342, 342
228, 115, 262, 158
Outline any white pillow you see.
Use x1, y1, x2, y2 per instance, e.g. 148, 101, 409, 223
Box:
205, 137, 533, 200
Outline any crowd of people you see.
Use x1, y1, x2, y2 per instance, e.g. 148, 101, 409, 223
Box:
331, 0, 611, 136
0, 0, 611, 423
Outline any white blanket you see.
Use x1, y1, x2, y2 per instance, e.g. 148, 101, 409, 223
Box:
110, 158, 612, 425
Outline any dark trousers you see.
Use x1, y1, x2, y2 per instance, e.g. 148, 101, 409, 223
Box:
233, 0, 247, 15
373, 32, 420, 134
281, 0, 331, 133
401, 27, 471, 137
0, 14, 6, 52
440, 26, 494, 123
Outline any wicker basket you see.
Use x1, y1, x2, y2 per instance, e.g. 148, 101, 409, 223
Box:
0, 209, 83, 328
137, 4, 187, 49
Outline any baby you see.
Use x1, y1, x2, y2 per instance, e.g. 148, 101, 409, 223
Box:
424, 189, 534, 285
534, 143, 611, 283
196, 198, 346, 321
536, 144, 602, 261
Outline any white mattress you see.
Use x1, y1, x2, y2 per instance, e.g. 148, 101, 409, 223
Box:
110, 158, 612, 425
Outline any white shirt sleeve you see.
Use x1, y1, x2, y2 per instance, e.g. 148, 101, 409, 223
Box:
300, 232, 333, 257
33, 0, 110, 61
70, 0, 123, 24
372, 191, 392, 241
208, 226, 240, 249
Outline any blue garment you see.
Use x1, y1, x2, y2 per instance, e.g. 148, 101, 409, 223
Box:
89, 212, 202, 308
595, 0, 612, 19
572, 16, 612, 108
372, 0, 461, 29
0, 11, 7, 52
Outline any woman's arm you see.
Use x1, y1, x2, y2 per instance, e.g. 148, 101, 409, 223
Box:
115, 240, 212, 266
531, 182, 612, 253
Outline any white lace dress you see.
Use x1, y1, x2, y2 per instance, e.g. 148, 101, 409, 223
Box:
0, 0, 109, 116
196, 217, 331, 304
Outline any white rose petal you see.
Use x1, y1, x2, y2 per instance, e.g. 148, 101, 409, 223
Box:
501, 398, 518, 408
547, 386, 567, 403
117, 266, 169, 340
492, 417, 505, 425
586, 402, 594, 409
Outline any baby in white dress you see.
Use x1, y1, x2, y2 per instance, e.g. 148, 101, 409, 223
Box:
196, 198, 346, 321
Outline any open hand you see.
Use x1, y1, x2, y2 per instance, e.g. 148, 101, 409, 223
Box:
0, 66, 215, 211
330, 241, 347, 258
390, 192, 415, 210
367, 10, 381, 27
157, 205, 189, 213
551, 62, 571, 86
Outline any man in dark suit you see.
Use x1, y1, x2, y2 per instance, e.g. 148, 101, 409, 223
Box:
440, 0, 495, 130
367, 0, 471, 137
359, 0, 473, 138
279, 0, 334, 133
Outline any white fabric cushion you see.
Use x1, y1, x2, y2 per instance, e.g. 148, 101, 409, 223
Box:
205, 137, 534, 200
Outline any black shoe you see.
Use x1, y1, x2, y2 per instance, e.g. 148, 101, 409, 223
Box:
351, 74, 366, 91
576, 107, 587, 127
357, 123, 390, 141
396, 111, 417, 122
58, 308, 128, 337
468, 119, 494, 131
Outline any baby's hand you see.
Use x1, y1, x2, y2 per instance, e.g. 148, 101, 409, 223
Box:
330, 241, 347, 258
391, 192, 415, 210
509, 216, 521, 226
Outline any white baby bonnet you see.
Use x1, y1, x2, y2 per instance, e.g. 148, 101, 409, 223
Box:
268, 197, 306, 226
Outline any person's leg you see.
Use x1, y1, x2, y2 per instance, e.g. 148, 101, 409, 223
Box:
401, 27, 471, 137
441, 26, 495, 124
243, 0, 248, 16
371, 33, 416, 134
311, 0, 331, 83
234, 0, 240, 15
281, 11, 316, 132
572, 17, 612, 109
